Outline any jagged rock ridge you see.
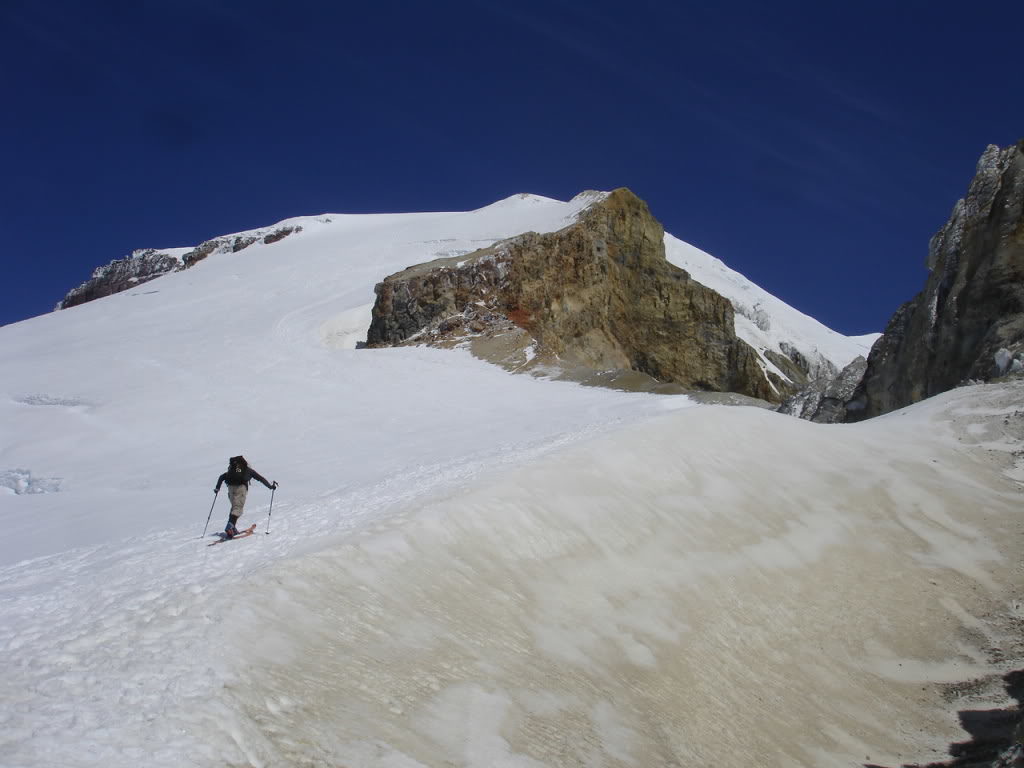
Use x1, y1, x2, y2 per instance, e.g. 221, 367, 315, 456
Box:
847, 141, 1024, 420
367, 188, 799, 402
57, 248, 183, 310
57, 225, 302, 310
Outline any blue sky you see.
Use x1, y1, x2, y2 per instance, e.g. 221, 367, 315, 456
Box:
2, 0, 1021, 334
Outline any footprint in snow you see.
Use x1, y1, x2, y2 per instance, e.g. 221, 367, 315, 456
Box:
14, 394, 94, 409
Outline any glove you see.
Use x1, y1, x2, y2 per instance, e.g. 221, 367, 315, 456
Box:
272, 481, 279, 489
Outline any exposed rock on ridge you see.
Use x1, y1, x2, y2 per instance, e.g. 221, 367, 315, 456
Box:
847, 142, 1024, 420
57, 225, 302, 310
367, 188, 792, 402
57, 248, 182, 310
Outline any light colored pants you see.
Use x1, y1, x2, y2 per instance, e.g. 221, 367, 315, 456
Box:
228, 484, 248, 519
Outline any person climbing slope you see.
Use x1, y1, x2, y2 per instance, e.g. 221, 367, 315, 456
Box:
214, 455, 277, 538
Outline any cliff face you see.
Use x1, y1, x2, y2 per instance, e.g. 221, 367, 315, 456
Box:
367, 188, 788, 401
847, 142, 1024, 420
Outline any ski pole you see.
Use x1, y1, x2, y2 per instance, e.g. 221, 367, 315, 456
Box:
201, 489, 219, 538
265, 485, 276, 534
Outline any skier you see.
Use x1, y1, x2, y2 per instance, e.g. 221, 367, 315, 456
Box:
214, 456, 277, 538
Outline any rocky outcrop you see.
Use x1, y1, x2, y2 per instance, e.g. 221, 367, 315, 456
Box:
778, 355, 868, 423
847, 142, 1024, 420
367, 188, 790, 402
262, 225, 300, 246
56, 248, 182, 309
58, 225, 302, 309
181, 225, 303, 267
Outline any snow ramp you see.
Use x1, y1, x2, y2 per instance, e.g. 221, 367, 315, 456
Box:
202, 382, 1024, 768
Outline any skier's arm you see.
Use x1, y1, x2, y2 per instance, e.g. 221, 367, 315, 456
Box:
251, 469, 274, 489
214, 472, 227, 493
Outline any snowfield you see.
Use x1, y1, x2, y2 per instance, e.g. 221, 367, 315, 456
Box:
0, 193, 1020, 767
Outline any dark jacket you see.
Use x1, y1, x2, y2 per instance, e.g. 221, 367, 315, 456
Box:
215, 466, 273, 492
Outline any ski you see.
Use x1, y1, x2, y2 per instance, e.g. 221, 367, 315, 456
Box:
207, 523, 257, 546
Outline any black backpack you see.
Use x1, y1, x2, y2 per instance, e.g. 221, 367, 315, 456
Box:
225, 455, 248, 485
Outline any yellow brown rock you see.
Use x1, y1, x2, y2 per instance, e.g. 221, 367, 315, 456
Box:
367, 188, 785, 401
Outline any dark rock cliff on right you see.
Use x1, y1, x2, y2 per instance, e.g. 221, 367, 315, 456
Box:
846, 141, 1024, 421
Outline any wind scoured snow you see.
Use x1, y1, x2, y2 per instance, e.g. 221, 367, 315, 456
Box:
4, 380, 1018, 768
1, 192, 1014, 768
213, 384, 1023, 768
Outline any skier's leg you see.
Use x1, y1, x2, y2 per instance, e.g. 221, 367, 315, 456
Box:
226, 485, 248, 535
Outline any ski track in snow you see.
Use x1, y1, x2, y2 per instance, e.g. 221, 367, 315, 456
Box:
0, 393, 683, 768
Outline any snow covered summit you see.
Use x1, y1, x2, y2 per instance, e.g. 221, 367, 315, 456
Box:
55, 189, 876, 401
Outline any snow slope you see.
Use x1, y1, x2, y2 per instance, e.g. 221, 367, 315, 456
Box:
2, 192, 1017, 767
2, 380, 1022, 767
0, 190, 871, 563
664, 237, 878, 385
225, 383, 1024, 768
0, 192, 626, 563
